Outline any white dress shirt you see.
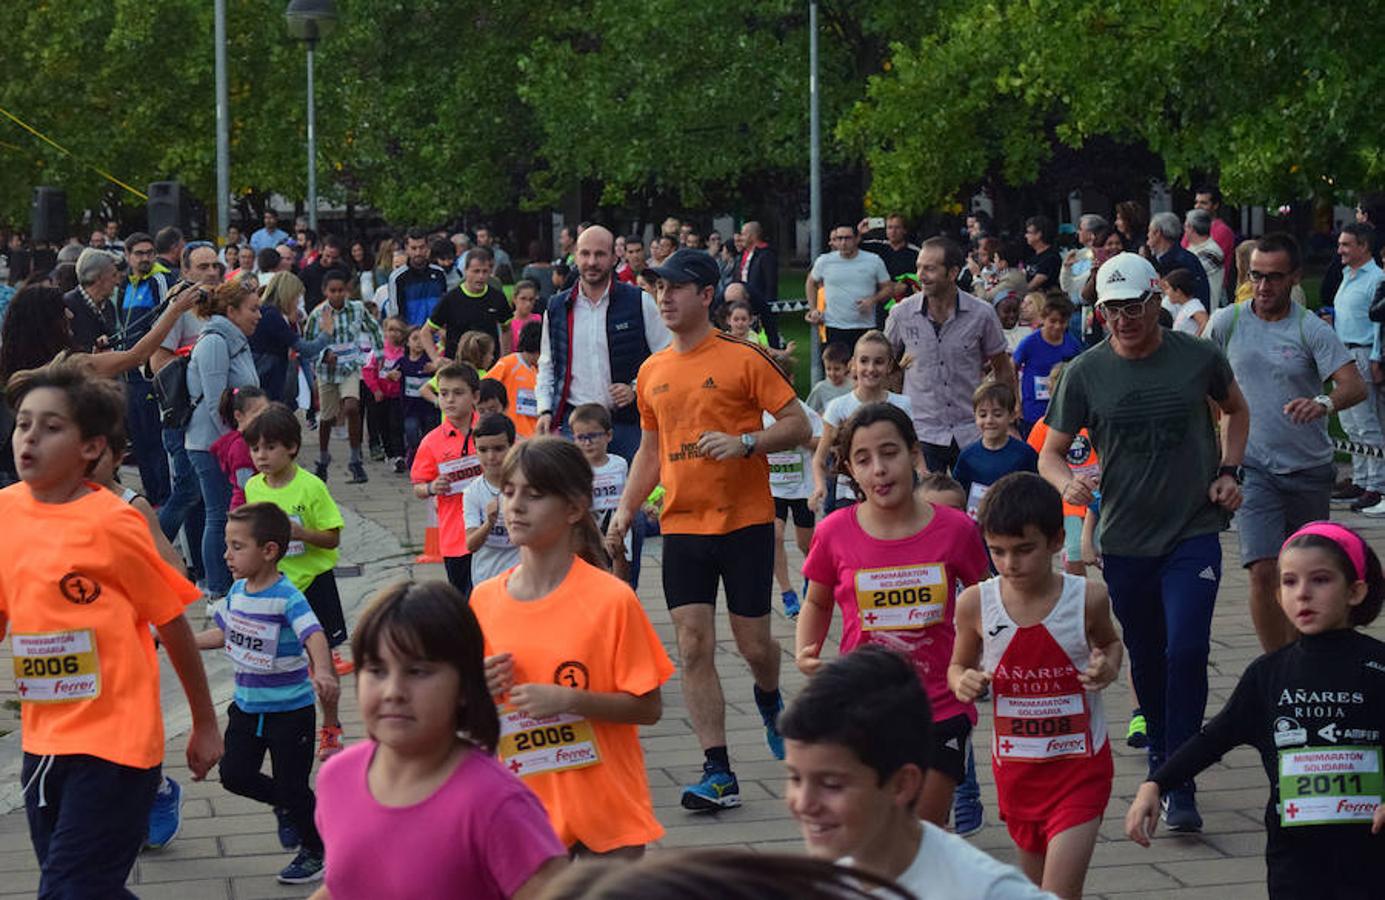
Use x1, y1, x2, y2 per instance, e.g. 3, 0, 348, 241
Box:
536, 281, 671, 413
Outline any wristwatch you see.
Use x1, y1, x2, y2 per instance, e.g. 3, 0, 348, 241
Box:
740, 433, 757, 457
1313, 393, 1335, 415
1217, 465, 1244, 485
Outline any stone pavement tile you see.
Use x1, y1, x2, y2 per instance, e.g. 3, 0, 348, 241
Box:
1155, 856, 1275, 887
229, 876, 318, 899
1086, 836, 1226, 867
179, 812, 279, 841
220, 832, 298, 857
1083, 863, 1184, 894
1102, 887, 1266, 900
659, 814, 804, 848
0, 848, 37, 872
124, 877, 232, 900
137, 836, 223, 862
1197, 830, 1266, 858
0, 869, 38, 896
134, 852, 289, 885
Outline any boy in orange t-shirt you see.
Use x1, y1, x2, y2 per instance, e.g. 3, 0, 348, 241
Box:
476, 437, 673, 854
411, 362, 483, 597
0, 362, 220, 896
485, 320, 542, 438
606, 249, 811, 812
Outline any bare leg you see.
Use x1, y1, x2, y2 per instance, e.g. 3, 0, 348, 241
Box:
772, 517, 791, 592
1249, 559, 1293, 652
728, 612, 781, 692
319, 416, 333, 457
793, 524, 814, 559
671, 604, 725, 749
1017, 848, 1046, 888
1039, 817, 1101, 900
344, 399, 363, 452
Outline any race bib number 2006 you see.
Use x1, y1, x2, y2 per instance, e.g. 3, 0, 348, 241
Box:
497, 709, 601, 776
855, 564, 947, 631
12, 630, 100, 703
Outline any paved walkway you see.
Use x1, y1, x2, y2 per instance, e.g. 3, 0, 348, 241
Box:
2, 439, 1383, 898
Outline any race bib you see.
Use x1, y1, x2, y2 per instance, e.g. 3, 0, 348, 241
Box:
286, 514, 306, 557
767, 452, 804, 486
1278, 746, 1382, 826
486, 518, 512, 550
592, 471, 624, 511
855, 564, 947, 631
404, 375, 428, 398
438, 454, 482, 495
516, 389, 538, 417
12, 630, 100, 703
497, 709, 601, 776
224, 611, 280, 673
967, 482, 988, 517
329, 342, 361, 366
993, 692, 1091, 761
1034, 375, 1051, 401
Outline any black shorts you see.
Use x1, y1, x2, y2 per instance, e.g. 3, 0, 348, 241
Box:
663, 522, 773, 617
930, 713, 972, 785
773, 497, 814, 528
303, 569, 348, 648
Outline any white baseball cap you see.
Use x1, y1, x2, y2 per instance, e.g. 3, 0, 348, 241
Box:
1095, 252, 1161, 302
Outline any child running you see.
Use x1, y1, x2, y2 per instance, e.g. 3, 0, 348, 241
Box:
797, 403, 990, 825
476, 437, 674, 857
570, 403, 630, 580
243, 403, 352, 759
411, 362, 483, 595
1125, 521, 1385, 898
211, 386, 270, 509
811, 331, 911, 514
950, 473, 1121, 899
464, 413, 521, 584
304, 270, 385, 484
767, 380, 821, 619
952, 382, 1038, 517
805, 340, 853, 415
0, 360, 221, 896
399, 325, 444, 469
314, 581, 568, 898
194, 503, 339, 885
1023, 364, 1099, 579
486, 320, 543, 438
362, 315, 408, 472
1012, 294, 1082, 431
508, 279, 543, 350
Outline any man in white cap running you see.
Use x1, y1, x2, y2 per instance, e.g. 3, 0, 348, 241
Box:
1037, 252, 1249, 834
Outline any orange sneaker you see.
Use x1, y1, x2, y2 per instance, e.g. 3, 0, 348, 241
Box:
332, 649, 354, 676
316, 724, 344, 760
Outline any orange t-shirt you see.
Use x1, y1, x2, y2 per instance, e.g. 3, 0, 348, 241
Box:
486, 353, 539, 438
636, 331, 799, 535
0, 483, 199, 768
471, 558, 675, 852
411, 419, 480, 557
1026, 417, 1100, 518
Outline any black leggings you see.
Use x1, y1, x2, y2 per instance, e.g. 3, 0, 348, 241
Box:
220, 703, 322, 854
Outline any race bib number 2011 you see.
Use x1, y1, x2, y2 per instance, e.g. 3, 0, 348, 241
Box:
1278, 746, 1382, 826
12, 630, 100, 703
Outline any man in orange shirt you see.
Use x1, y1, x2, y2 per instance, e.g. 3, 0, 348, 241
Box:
608, 249, 810, 812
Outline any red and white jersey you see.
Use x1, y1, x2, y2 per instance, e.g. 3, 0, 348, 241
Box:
981, 573, 1108, 768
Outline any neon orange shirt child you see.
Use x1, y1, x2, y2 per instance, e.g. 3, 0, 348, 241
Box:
486, 353, 539, 438
470, 557, 674, 852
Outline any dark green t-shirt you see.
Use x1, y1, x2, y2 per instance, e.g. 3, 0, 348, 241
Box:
1046, 331, 1233, 557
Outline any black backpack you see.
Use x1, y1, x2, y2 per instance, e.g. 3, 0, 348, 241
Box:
152, 351, 195, 429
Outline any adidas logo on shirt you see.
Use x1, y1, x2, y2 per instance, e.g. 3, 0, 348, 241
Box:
702, 377, 717, 389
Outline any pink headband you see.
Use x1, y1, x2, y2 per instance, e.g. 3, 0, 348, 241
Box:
1283, 522, 1367, 582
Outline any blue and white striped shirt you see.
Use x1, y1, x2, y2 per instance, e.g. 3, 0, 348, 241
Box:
213, 575, 322, 713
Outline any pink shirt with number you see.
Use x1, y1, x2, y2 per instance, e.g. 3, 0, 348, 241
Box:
803, 503, 988, 726
314, 741, 564, 900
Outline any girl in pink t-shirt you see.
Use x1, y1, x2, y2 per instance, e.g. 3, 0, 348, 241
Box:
508, 281, 543, 350
314, 582, 566, 899
210, 386, 268, 509
797, 402, 989, 826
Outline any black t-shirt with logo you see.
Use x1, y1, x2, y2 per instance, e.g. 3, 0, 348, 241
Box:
428, 285, 511, 358
1025, 247, 1061, 290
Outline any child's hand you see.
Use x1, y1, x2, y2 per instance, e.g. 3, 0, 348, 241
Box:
484, 652, 515, 696
430, 475, 451, 496
899, 351, 915, 370
186, 721, 224, 781
510, 682, 574, 718
485, 498, 499, 522
1373, 803, 1385, 834
1063, 475, 1097, 508
289, 521, 306, 541
313, 669, 340, 705
796, 642, 824, 676
1079, 646, 1118, 690
385, 369, 401, 381
808, 485, 825, 513
1125, 782, 1162, 846
953, 668, 991, 703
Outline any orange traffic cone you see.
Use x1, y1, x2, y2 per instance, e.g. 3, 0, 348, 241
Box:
415, 495, 444, 563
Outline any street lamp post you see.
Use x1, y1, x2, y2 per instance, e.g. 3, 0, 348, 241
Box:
285, 0, 338, 232
808, 0, 823, 382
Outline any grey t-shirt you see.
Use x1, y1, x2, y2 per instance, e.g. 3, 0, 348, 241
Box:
161, 311, 205, 353
1206, 302, 1350, 474
810, 251, 890, 330
806, 377, 854, 414
1046, 331, 1234, 557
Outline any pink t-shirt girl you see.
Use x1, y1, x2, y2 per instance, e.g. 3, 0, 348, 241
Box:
509, 313, 542, 350
803, 503, 989, 726
315, 741, 564, 899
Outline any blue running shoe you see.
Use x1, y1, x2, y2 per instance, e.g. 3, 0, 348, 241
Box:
1161, 786, 1202, 833
760, 694, 785, 760
274, 807, 301, 850
277, 848, 325, 884
782, 589, 801, 619
145, 776, 183, 850
952, 743, 984, 837
681, 762, 741, 812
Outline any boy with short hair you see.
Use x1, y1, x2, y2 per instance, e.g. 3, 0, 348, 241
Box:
485, 319, 542, 437
950, 473, 1121, 899
571, 402, 636, 584
195, 502, 338, 885
243, 404, 350, 759
304, 271, 385, 484
0, 361, 222, 896
953, 381, 1039, 517
411, 362, 483, 596
477, 378, 508, 418
805, 340, 854, 414
462, 412, 520, 584
918, 472, 967, 511
1013, 295, 1082, 430
781, 646, 1049, 900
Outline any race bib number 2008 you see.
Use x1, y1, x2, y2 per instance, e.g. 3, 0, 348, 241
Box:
12, 630, 100, 703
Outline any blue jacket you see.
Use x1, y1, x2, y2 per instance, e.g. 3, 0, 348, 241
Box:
546, 280, 651, 426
